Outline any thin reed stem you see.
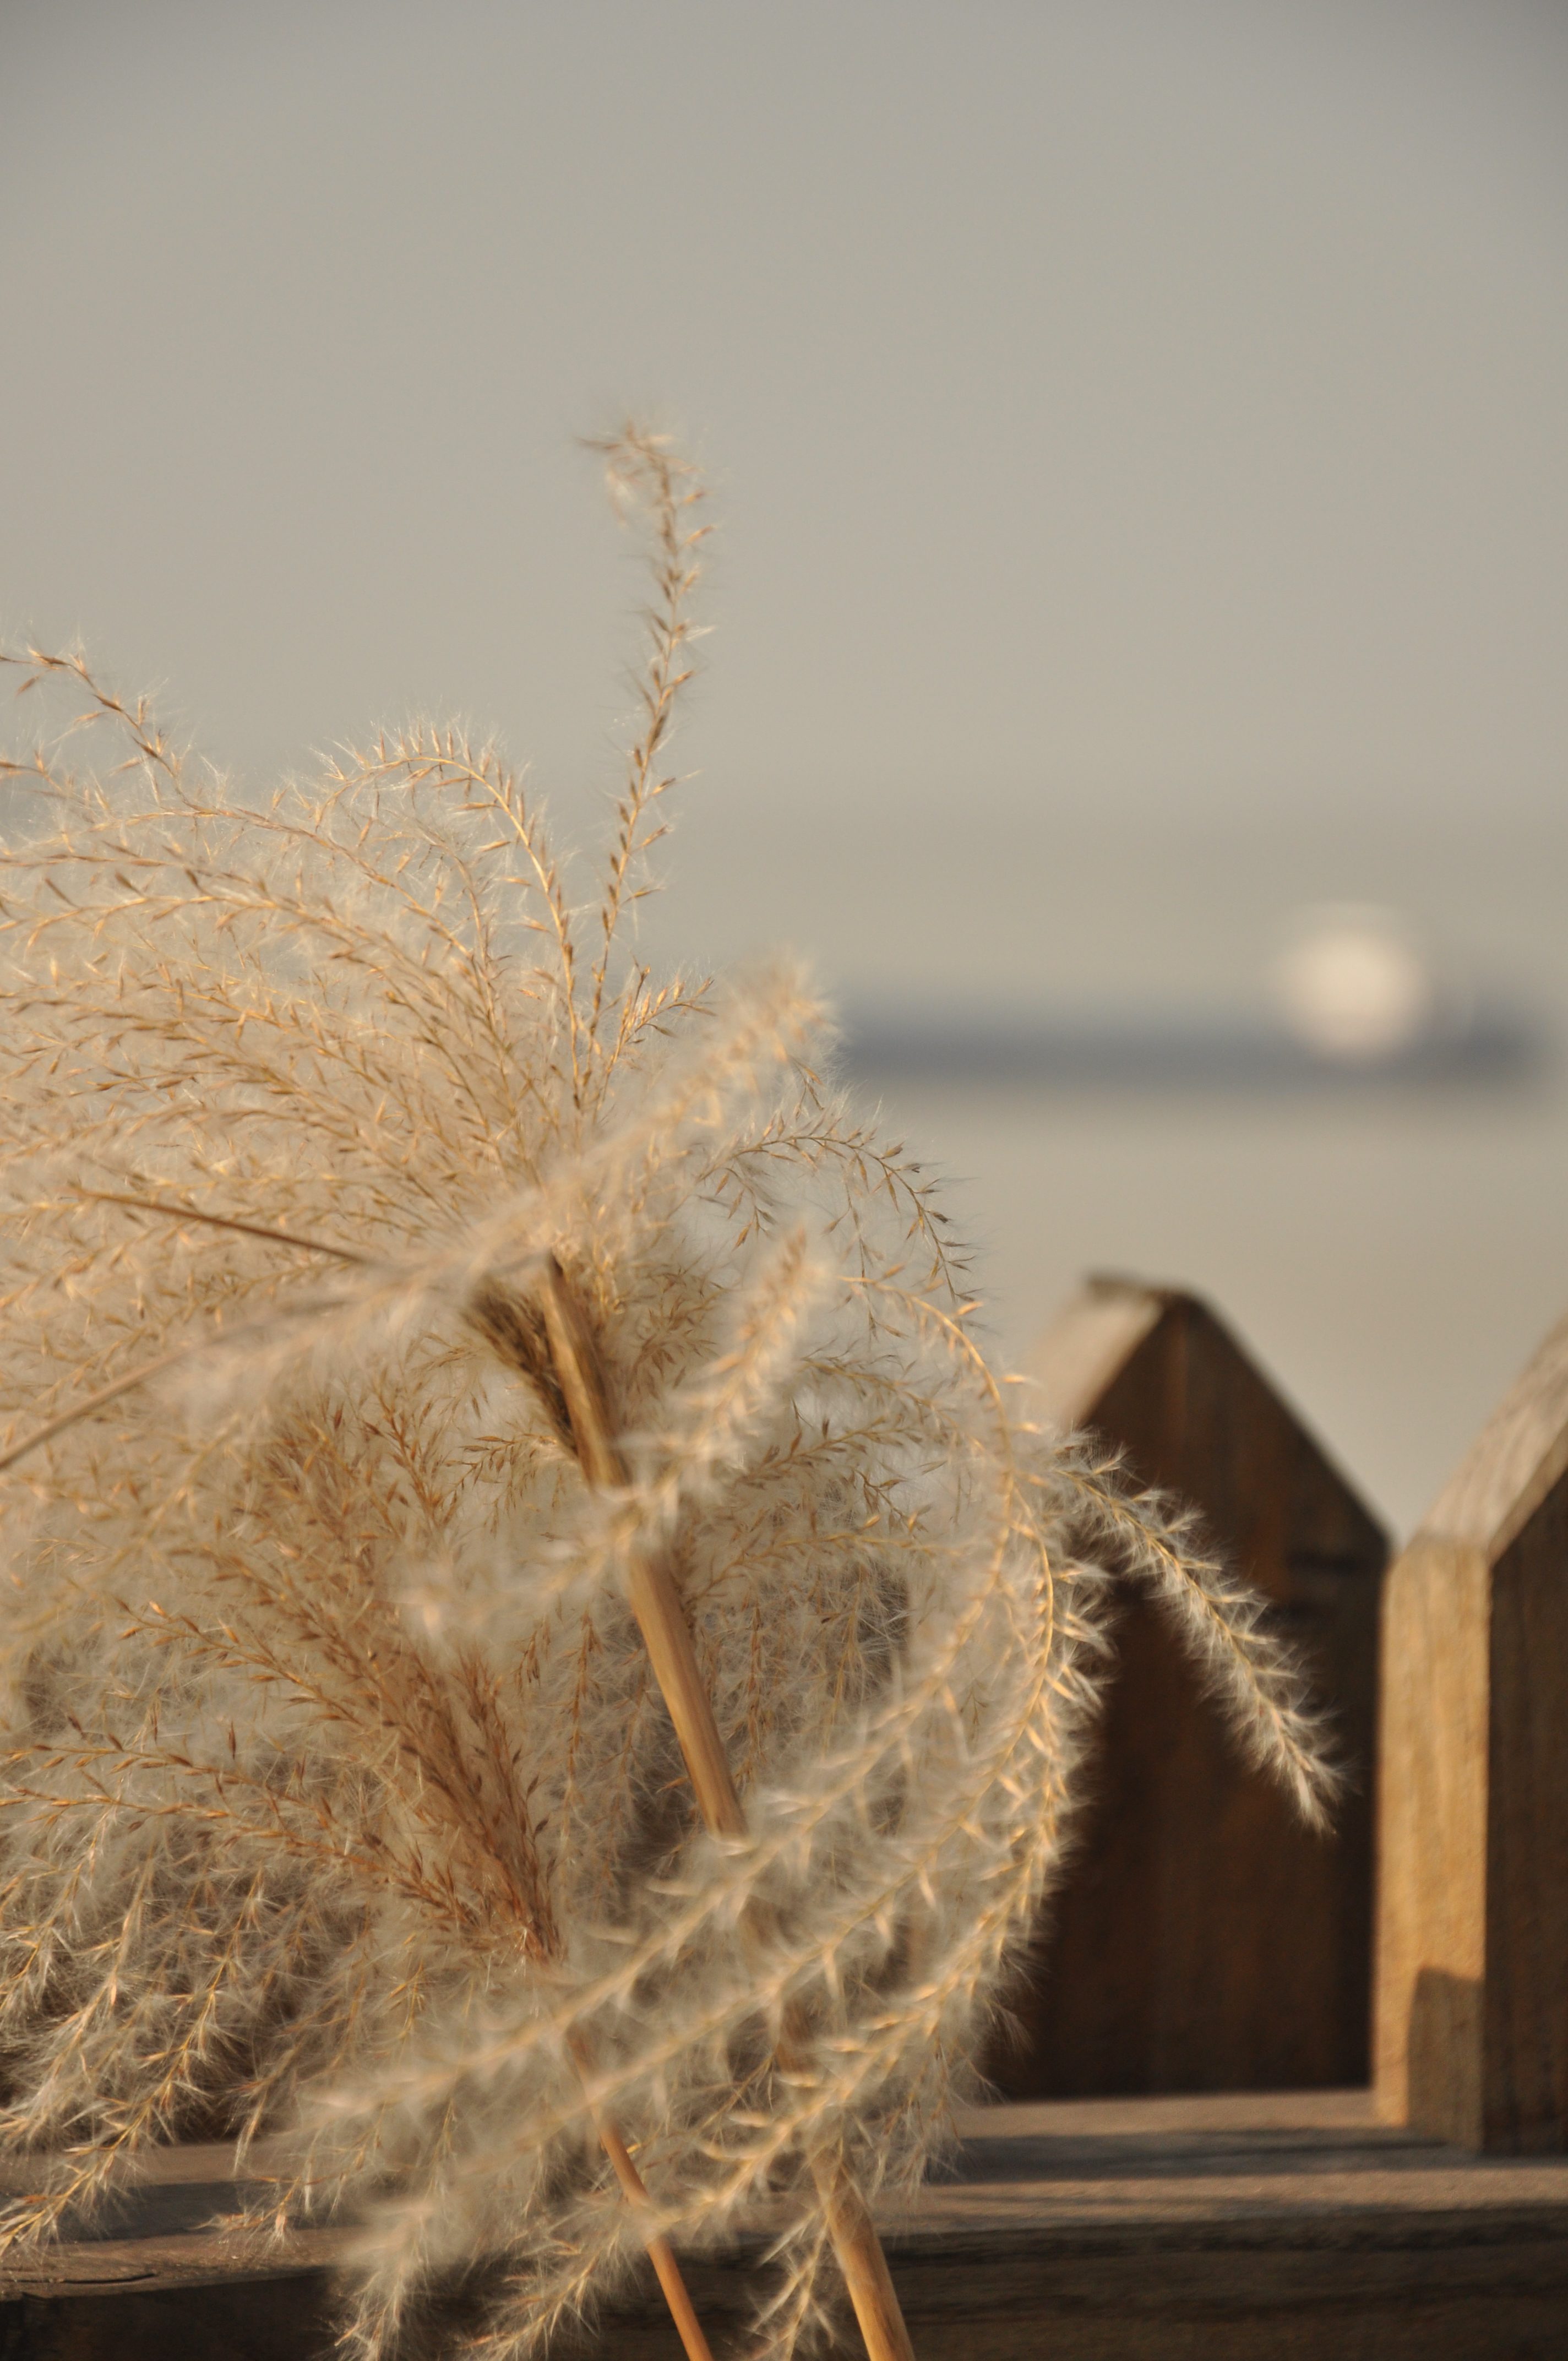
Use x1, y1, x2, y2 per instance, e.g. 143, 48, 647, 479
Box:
538, 1255, 917, 2361
569, 2032, 716, 2361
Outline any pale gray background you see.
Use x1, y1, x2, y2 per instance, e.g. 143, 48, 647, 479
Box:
6, 0, 1567, 1532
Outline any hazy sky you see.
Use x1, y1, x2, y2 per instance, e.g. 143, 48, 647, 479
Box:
7, 1, 1566, 862
8, 3, 1568, 1526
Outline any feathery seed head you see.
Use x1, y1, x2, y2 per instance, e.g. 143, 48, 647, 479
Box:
0, 431, 1336, 2358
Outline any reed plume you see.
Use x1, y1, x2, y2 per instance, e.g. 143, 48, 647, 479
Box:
0, 429, 1339, 2359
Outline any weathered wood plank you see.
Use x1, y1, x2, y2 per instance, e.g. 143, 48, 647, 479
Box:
1376, 1309, 1568, 2152
991, 1278, 1387, 2099
3, 2095, 1566, 2358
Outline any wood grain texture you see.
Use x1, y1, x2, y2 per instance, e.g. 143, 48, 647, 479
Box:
1373, 1538, 1489, 2146
4, 2095, 1566, 2359
1376, 1311, 1568, 2152
991, 1278, 1387, 2101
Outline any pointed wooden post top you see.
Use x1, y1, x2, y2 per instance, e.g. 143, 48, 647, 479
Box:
1418, 1307, 1568, 1562
1025, 1272, 1386, 1595
1025, 1271, 1170, 1427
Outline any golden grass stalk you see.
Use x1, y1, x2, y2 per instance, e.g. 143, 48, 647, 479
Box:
0, 427, 1339, 2360
538, 1254, 912, 2361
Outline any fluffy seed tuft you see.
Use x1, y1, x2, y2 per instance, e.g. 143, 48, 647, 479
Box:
0, 431, 1336, 2358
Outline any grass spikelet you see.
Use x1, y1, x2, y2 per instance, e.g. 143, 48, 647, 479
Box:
0, 428, 1337, 2358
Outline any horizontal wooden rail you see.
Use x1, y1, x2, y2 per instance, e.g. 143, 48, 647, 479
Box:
5, 2094, 1566, 2358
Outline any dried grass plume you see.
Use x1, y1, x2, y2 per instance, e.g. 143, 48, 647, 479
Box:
0, 429, 1338, 2358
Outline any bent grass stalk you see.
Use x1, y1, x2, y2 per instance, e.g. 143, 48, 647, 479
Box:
537, 1255, 914, 2361
570, 2033, 716, 2361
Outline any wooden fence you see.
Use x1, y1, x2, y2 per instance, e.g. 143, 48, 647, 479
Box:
4, 1278, 1567, 2357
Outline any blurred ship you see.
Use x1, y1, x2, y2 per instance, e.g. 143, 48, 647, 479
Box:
843, 906, 1545, 1091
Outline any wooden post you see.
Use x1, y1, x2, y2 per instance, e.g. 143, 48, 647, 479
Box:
988, 1275, 1387, 2099
1375, 1309, 1568, 2152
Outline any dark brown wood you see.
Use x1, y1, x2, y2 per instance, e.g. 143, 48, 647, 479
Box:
988, 1277, 1387, 2100
4, 2095, 1566, 2358
1376, 1309, 1568, 2152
